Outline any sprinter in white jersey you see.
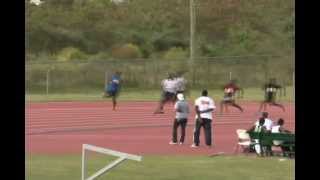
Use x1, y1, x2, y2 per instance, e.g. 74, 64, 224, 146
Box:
191, 90, 216, 148
154, 73, 177, 114
175, 71, 187, 94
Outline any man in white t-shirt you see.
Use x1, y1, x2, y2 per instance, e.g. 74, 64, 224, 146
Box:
255, 112, 273, 132
271, 118, 293, 157
191, 90, 216, 148
254, 112, 274, 155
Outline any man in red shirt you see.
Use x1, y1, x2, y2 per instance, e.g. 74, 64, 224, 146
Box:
220, 79, 244, 114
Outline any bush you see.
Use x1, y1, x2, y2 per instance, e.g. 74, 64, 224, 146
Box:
111, 43, 142, 59
87, 51, 112, 61
163, 47, 188, 60
55, 47, 88, 61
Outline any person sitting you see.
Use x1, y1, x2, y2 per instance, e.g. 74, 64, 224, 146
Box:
271, 118, 293, 157
247, 117, 267, 156
254, 112, 273, 156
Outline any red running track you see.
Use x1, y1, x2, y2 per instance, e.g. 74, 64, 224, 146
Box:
26, 101, 295, 155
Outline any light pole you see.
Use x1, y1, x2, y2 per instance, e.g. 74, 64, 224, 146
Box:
190, 0, 196, 66
190, 0, 196, 86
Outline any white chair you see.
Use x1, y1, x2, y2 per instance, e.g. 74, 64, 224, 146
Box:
233, 129, 253, 154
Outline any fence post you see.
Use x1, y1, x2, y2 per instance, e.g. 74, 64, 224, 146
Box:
229, 71, 232, 81
46, 69, 50, 95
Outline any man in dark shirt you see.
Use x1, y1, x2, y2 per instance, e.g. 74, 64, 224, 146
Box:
259, 78, 285, 112
220, 79, 244, 114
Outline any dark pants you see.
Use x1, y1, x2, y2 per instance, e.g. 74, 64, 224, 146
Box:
172, 118, 187, 143
193, 118, 212, 146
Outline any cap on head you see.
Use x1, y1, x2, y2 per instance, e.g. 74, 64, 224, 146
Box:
177, 93, 184, 101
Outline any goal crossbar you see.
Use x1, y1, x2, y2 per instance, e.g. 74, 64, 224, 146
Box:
82, 144, 142, 180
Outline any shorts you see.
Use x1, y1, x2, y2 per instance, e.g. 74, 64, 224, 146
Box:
175, 118, 188, 127
222, 96, 234, 103
162, 91, 176, 102
106, 89, 118, 97
264, 93, 275, 103
176, 118, 187, 123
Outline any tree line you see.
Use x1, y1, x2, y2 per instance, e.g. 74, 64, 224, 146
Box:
26, 0, 294, 62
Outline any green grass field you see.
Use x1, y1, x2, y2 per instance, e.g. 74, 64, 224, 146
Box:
26, 87, 294, 102
26, 154, 294, 180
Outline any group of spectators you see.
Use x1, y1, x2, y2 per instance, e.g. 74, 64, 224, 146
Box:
169, 90, 215, 148
247, 112, 293, 157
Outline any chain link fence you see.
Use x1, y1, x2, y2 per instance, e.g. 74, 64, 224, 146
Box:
26, 55, 294, 94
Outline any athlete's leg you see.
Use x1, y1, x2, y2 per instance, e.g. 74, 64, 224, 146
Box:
193, 119, 202, 146
179, 119, 187, 143
231, 102, 244, 112
270, 102, 286, 112
112, 95, 116, 110
220, 101, 225, 114
171, 119, 179, 143
203, 119, 212, 146
154, 92, 166, 113
259, 101, 267, 112
225, 103, 229, 113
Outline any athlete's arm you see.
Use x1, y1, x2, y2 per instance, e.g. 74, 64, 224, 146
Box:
239, 88, 244, 98
200, 108, 214, 113
236, 86, 244, 99
200, 99, 215, 113
195, 106, 202, 123
247, 125, 255, 133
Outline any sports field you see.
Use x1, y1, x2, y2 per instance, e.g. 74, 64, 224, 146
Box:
26, 97, 295, 179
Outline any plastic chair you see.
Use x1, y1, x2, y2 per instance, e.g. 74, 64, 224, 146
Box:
233, 129, 253, 154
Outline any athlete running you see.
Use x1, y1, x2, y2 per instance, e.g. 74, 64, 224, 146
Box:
259, 78, 285, 112
103, 71, 121, 110
220, 79, 244, 114
154, 73, 177, 114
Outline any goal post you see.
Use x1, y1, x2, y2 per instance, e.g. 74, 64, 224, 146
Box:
81, 144, 142, 180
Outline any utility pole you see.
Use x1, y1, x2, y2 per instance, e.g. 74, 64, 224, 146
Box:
190, 0, 196, 86
190, 0, 196, 66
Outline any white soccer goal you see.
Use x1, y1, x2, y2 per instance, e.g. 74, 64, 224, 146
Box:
82, 144, 142, 180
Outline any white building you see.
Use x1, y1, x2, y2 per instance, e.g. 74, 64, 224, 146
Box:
110, 0, 127, 4
30, 0, 43, 6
